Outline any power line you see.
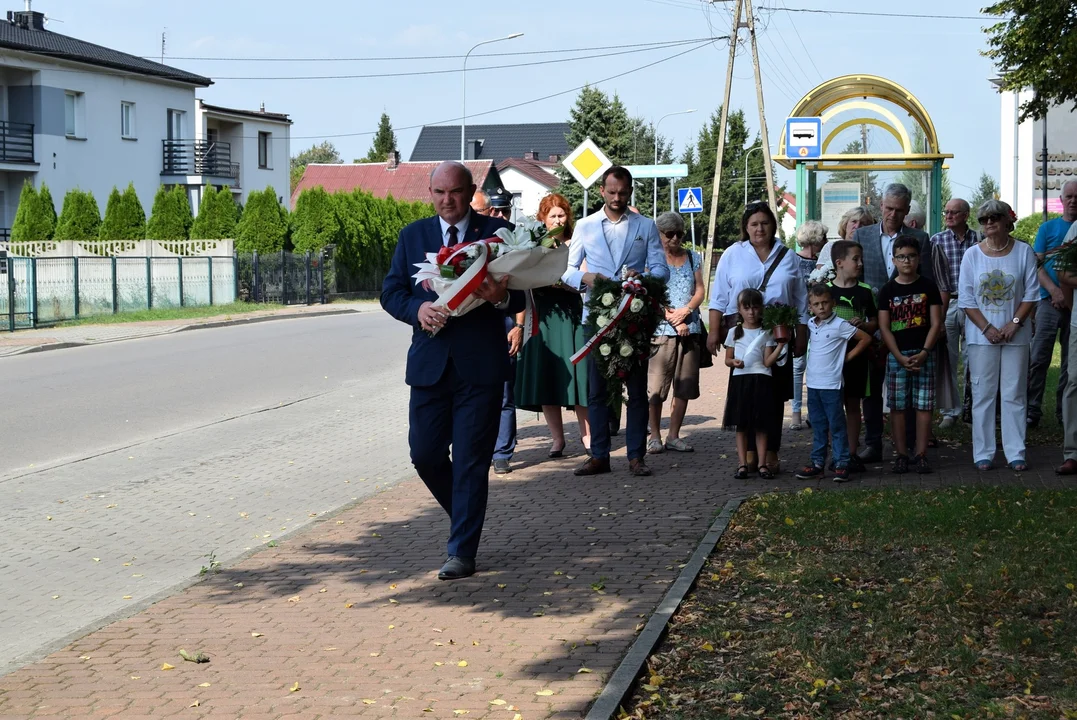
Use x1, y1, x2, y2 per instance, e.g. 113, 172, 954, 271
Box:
759, 5, 988, 20
776, 0, 824, 83
247, 38, 720, 142
146, 37, 719, 63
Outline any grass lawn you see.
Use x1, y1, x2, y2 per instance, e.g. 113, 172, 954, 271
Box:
934, 344, 1065, 448
622, 488, 1077, 719
52, 301, 285, 327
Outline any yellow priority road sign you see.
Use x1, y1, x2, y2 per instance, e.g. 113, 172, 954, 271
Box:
562, 138, 613, 189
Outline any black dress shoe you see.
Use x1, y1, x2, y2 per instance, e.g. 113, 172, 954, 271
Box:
437, 556, 476, 580
857, 445, 883, 463
574, 456, 611, 476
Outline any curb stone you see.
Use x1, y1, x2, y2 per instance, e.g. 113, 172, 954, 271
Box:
585, 496, 745, 720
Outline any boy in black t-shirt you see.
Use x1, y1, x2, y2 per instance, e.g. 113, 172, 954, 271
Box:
828, 240, 877, 473
878, 236, 943, 475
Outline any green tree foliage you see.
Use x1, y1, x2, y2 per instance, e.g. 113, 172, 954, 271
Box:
191, 186, 239, 239
10, 180, 56, 242
681, 108, 772, 247
983, 1, 1077, 122
291, 186, 344, 253
99, 183, 146, 241
330, 190, 433, 291
235, 187, 289, 253
55, 189, 101, 240
968, 172, 1002, 229
290, 140, 341, 194
358, 113, 398, 163
555, 86, 674, 219
1013, 212, 1060, 244
146, 185, 193, 240
39, 183, 58, 231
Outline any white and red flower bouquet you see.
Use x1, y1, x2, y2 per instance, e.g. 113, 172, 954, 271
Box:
412, 221, 570, 335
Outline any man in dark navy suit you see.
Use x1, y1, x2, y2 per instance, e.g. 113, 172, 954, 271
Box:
381, 161, 523, 580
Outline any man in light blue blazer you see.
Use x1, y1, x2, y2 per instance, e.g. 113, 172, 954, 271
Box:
562, 166, 669, 477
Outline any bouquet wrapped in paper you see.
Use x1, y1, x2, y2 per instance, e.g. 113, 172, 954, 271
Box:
412, 221, 570, 335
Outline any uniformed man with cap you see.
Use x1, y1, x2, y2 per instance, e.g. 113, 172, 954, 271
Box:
489, 186, 522, 474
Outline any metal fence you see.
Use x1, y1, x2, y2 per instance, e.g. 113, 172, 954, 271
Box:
237, 250, 326, 305
2, 255, 238, 331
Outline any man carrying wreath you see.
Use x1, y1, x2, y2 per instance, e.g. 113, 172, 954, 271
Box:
381, 161, 524, 580
562, 166, 669, 477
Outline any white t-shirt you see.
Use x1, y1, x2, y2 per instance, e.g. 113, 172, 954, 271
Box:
957, 242, 1040, 345
806, 313, 857, 390
724, 326, 776, 377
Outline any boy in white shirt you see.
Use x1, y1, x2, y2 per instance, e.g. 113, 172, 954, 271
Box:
796, 284, 872, 482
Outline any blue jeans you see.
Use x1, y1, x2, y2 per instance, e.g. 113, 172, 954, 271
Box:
493, 354, 518, 461
807, 387, 849, 469
588, 353, 649, 461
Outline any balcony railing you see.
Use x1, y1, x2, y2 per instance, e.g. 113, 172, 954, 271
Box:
0, 121, 34, 163
161, 140, 238, 179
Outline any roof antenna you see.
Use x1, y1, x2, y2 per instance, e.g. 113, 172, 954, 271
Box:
25, 0, 31, 11
161, 28, 166, 63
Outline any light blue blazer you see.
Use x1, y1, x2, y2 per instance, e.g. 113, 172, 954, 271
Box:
562, 210, 669, 321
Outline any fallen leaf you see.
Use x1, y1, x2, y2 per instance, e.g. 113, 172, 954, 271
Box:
497, 584, 507, 589
344, 602, 354, 608
287, 596, 301, 604
785, 517, 795, 526
324, 647, 337, 651
122, 595, 132, 600
79, 655, 91, 660
179, 649, 210, 664
732, 693, 744, 701
536, 689, 554, 696
388, 624, 395, 629
389, 599, 399, 604
130, 676, 140, 680
319, 588, 327, 593
198, 682, 211, 688
702, 642, 715, 651
370, 652, 380, 657
251, 632, 264, 638
434, 662, 444, 666
161, 663, 175, 671
490, 699, 507, 705
362, 699, 376, 705
290, 681, 300, 692
189, 700, 200, 708
513, 715, 523, 720
92, 558, 100, 562
457, 660, 468, 667
577, 667, 593, 673
454, 711, 469, 716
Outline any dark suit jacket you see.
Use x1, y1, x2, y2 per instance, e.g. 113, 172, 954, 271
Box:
855, 223, 935, 295
381, 210, 524, 387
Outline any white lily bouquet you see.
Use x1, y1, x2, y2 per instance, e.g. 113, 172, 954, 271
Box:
412, 221, 570, 333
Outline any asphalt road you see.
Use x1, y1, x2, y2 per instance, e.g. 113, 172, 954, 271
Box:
0, 312, 417, 674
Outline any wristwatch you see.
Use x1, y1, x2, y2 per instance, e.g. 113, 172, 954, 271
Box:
1012, 316, 1022, 326
514, 323, 524, 330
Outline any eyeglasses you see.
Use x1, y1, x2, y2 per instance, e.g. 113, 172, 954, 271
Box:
662, 231, 684, 239
979, 214, 1003, 224
490, 207, 512, 218
943, 209, 968, 216
894, 254, 919, 263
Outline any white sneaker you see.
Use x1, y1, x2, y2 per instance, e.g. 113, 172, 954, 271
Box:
939, 416, 956, 429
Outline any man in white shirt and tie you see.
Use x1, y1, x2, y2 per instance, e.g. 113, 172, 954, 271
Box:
562, 166, 669, 477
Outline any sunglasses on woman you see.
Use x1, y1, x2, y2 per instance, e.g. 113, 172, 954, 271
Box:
662, 230, 684, 239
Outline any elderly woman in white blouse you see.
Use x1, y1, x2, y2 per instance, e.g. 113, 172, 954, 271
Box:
707, 202, 809, 473
959, 198, 1040, 472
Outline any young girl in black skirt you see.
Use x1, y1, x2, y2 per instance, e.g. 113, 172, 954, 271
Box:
723, 288, 785, 479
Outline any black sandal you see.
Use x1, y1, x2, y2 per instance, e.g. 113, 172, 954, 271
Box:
734, 465, 750, 479
758, 464, 774, 479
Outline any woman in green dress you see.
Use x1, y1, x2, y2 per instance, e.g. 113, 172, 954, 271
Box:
514, 193, 590, 457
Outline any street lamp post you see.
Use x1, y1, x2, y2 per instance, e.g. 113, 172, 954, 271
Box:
653, 109, 695, 218
461, 32, 524, 161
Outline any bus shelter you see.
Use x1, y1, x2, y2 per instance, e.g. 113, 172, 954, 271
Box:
773, 75, 953, 236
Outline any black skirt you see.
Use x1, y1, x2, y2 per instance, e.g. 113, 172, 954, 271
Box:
723, 373, 775, 434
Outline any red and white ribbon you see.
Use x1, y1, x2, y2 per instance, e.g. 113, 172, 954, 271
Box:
435, 241, 489, 312
570, 293, 635, 365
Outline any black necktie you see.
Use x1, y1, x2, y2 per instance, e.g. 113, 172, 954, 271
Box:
447, 225, 458, 247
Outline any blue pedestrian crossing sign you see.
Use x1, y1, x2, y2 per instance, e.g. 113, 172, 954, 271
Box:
678, 187, 703, 214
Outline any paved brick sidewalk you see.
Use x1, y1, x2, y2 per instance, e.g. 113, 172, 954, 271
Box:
0, 303, 378, 356
0, 369, 1069, 719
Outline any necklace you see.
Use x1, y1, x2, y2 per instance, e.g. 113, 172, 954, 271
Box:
986, 236, 1012, 253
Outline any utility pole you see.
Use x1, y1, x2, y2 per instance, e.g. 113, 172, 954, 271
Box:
861, 123, 869, 204
702, 0, 777, 298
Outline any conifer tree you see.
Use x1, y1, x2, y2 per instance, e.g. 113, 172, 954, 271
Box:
291, 186, 343, 253
146, 185, 193, 240
11, 181, 54, 243
55, 189, 102, 241
191, 186, 239, 239
359, 113, 398, 163
100, 183, 146, 240
235, 187, 288, 253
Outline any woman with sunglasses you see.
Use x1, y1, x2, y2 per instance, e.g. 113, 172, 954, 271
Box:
707, 202, 809, 474
958, 199, 1040, 471
647, 212, 705, 454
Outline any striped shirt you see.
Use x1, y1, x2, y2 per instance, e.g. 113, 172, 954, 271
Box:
931, 227, 980, 294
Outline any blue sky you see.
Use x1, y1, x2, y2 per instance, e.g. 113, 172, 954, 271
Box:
35, 0, 1001, 196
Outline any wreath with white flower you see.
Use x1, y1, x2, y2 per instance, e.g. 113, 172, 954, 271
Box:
581, 274, 669, 406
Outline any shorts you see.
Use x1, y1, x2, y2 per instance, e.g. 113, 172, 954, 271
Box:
647, 335, 701, 403
886, 349, 936, 412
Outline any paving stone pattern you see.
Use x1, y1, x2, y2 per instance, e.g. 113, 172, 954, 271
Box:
1, 365, 1070, 719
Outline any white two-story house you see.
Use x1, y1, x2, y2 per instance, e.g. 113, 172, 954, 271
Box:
0, 5, 290, 240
